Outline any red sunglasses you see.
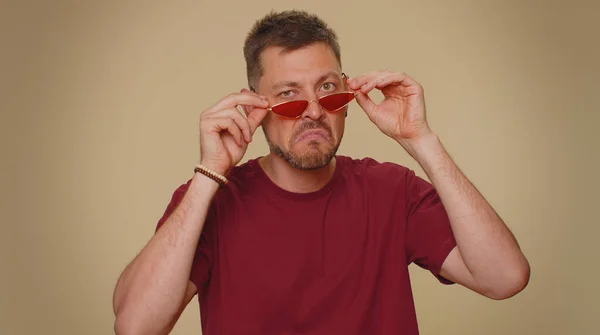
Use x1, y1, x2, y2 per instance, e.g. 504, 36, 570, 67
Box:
266, 73, 357, 118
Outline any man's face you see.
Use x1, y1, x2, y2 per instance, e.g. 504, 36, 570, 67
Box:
255, 43, 347, 170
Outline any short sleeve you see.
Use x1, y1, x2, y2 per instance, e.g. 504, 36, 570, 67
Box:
155, 180, 215, 289
405, 170, 456, 284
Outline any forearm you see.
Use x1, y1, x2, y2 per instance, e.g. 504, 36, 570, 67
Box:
408, 133, 529, 290
113, 173, 219, 334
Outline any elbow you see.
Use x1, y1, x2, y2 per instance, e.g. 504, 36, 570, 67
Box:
114, 308, 173, 335
114, 316, 134, 335
114, 311, 160, 335
114, 313, 144, 335
486, 259, 531, 300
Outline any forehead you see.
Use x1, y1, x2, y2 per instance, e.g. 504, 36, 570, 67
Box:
257, 43, 341, 89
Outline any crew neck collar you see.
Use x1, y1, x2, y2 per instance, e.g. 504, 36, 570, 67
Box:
248, 155, 346, 201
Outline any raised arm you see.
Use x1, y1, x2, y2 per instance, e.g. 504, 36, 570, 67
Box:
349, 71, 530, 300
112, 91, 269, 334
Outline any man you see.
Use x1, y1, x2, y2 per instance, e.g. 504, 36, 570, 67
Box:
112, 10, 530, 335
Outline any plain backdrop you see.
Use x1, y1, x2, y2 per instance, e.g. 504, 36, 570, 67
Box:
1, 0, 598, 334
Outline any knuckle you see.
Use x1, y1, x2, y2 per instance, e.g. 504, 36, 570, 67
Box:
199, 113, 209, 124
231, 114, 243, 125
223, 93, 240, 105
199, 120, 211, 133
216, 107, 237, 119
199, 108, 210, 118
225, 92, 238, 100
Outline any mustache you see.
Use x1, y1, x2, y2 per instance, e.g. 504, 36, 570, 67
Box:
292, 120, 333, 138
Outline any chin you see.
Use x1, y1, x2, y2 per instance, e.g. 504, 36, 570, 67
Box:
287, 141, 337, 170
292, 154, 334, 170
265, 130, 342, 170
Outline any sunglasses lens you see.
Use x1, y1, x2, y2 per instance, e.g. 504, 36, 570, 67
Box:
271, 100, 309, 117
319, 92, 355, 112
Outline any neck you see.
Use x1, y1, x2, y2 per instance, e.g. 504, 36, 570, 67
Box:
259, 153, 337, 193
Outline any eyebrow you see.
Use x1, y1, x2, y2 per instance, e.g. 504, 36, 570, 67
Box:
270, 71, 340, 91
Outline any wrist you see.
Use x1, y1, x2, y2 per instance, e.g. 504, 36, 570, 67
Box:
200, 159, 229, 177
397, 130, 442, 164
394, 126, 436, 155
409, 132, 448, 176
190, 170, 221, 194
195, 163, 229, 186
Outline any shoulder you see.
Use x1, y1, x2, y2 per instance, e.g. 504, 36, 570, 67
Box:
226, 157, 262, 183
337, 155, 412, 182
210, 158, 266, 202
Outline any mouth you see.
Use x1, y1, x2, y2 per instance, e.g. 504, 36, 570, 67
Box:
294, 129, 331, 143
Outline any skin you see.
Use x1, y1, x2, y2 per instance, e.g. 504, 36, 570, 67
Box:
347, 70, 530, 299
250, 43, 348, 192
112, 42, 530, 335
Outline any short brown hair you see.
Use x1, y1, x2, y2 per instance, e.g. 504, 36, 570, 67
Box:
243, 10, 342, 91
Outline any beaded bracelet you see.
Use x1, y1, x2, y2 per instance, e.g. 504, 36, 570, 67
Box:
194, 164, 228, 186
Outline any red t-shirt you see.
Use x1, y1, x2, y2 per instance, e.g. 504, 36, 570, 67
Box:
156, 155, 456, 334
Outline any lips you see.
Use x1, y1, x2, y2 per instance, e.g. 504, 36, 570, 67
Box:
294, 129, 330, 143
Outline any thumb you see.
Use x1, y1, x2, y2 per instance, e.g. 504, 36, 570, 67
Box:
247, 107, 269, 134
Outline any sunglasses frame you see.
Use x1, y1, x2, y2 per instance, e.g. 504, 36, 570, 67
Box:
266, 73, 357, 119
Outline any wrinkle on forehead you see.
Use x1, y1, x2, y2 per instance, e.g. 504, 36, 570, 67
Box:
257, 43, 341, 92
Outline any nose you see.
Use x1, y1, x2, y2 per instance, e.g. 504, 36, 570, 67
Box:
301, 96, 325, 121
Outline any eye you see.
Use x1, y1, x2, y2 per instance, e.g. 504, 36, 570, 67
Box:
321, 82, 336, 91
279, 90, 295, 98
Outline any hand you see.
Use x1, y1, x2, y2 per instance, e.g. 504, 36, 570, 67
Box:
199, 90, 269, 175
348, 71, 433, 155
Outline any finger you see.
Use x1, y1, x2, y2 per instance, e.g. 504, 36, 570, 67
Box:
346, 71, 378, 89
240, 88, 258, 116
374, 72, 421, 90
212, 108, 253, 142
354, 91, 377, 119
240, 104, 252, 117
210, 92, 269, 113
347, 71, 387, 91
360, 77, 382, 95
212, 117, 244, 146
231, 111, 253, 142
246, 107, 269, 134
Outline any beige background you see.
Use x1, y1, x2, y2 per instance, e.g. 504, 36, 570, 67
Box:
1, 0, 598, 334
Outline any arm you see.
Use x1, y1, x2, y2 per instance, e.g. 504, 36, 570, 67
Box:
113, 173, 219, 335
348, 71, 530, 300
112, 90, 269, 334
411, 132, 530, 299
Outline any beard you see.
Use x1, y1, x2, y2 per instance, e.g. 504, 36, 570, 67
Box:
264, 119, 342, 170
